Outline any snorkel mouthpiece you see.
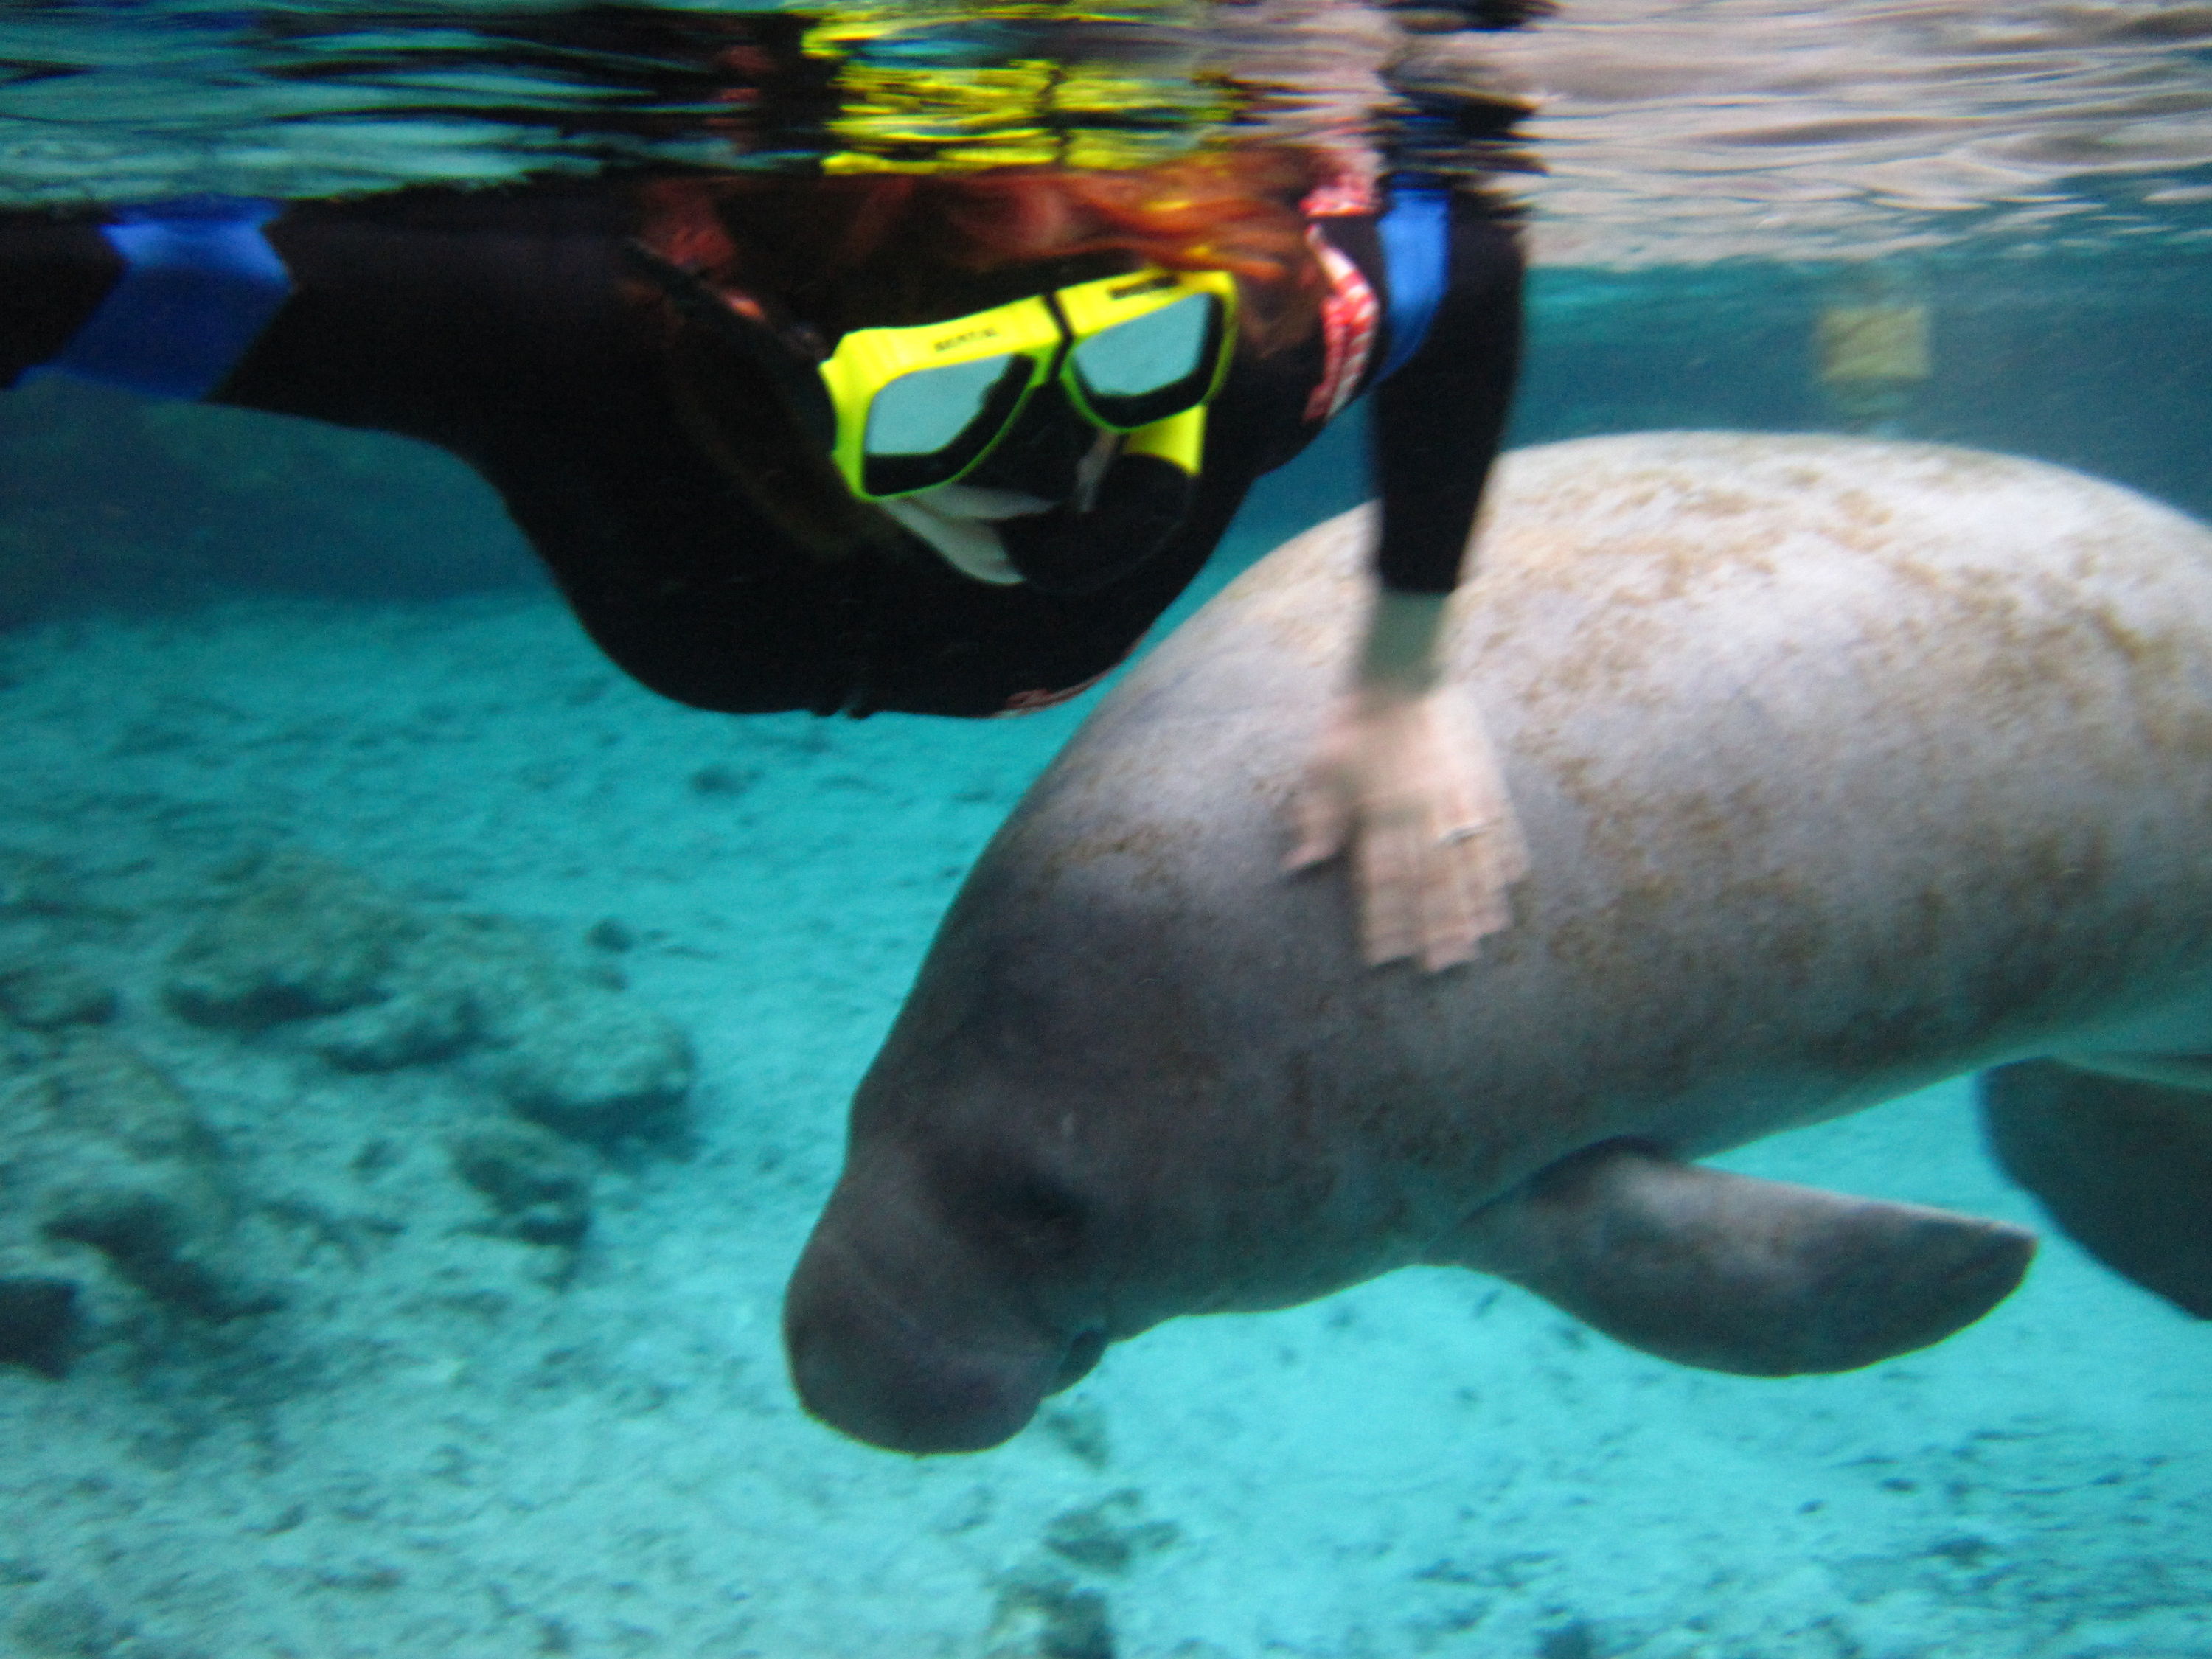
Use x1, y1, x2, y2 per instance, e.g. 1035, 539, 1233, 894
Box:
995, 407, 1203, 594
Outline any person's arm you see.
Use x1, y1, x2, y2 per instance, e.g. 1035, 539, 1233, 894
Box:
237, 189, 645, 451
0, 191, 852, 714
1287, 193, 1530, 970
1371, 198, 1523, 601
0, 191, 635, 445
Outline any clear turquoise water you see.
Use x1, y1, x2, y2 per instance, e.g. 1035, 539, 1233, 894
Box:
0, 8, 2209, 1658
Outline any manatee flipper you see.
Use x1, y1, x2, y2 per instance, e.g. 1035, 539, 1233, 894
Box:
1981, 1057, 2212, 1318
1430, 1139, 2036, 1375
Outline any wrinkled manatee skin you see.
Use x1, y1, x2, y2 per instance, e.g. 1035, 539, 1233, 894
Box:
787, 434, 2212, 1453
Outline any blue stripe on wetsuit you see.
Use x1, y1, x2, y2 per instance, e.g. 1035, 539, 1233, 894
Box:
1374, 183, 1449, 383
34, 197, 291, 400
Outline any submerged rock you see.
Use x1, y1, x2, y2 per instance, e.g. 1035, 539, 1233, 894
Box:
0, 848, 693, 1382
985, 1576, 1116, 1659
41, 1180, 251, 1321
0, 849, 82, 919
487, 987, 693, 1145
163, 849, 693, 1145
0, 1273, 75, 1377
0, 1030, 275, 1346
307, 986, 478, 1072
1041, 1492, 1180, 1576
448, 1119, 594, 1249
0, 961, 116, 1030
165, 851, 417, 1029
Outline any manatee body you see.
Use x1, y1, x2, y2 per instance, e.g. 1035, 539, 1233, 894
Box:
785, 432, 2212, 1454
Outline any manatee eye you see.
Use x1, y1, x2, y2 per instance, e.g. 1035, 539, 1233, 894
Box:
993, 1177, 1088, 1261
931, 1147, 1093, 1263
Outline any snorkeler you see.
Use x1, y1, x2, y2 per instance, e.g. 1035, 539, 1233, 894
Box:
0, 145, 1524, 970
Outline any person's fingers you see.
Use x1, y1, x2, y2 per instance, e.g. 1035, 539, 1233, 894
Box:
1300, 685, 1531, 968
1452, 807, 1526, 947
1459, 700, 1531, 889
1417, 693, 1528, 970
1416, 806, 1488, 971
1357, 802, 1422, 965
1447, 810, 1522, 948
1284, 764, 1354, 872
1483, 799, 1532, 893
1417, 703, 1489, 841
1416, 770, 1504, 973
1467, 834, 1517, 942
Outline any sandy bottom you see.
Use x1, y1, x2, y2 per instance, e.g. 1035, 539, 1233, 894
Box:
0, 575, 2204, 1659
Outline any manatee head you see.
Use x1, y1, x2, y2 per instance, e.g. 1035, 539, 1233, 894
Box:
782, 1089, 1116, 1453
779, 948, 1405, 1454
781, 767, 1390, 1453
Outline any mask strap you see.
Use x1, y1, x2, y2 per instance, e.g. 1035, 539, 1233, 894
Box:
622, 239, 837, 451
32, 197, 291, 400
1374, 182, 1449, 383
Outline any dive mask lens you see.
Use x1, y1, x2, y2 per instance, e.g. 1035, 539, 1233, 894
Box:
861, 353, 1033, 497
820, 296, 1062, 501
1057, 270, 1237, 431
1067, 293, 1220, 425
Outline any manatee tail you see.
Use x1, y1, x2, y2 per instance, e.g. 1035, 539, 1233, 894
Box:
1980, 1057, 2212, 1318
1431, 1140, 2035, 1375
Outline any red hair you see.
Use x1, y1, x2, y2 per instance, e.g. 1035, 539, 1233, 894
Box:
637, 148, 1333, 353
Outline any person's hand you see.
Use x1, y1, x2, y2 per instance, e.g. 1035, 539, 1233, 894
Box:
1284, 592, 1528, 970
1286, 681, 1527, 969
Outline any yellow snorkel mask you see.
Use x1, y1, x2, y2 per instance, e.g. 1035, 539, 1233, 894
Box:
622, 236, 1237, 596
815, 265, 1237, 501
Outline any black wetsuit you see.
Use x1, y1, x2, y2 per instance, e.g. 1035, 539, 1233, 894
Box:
0, 181, 1520, 717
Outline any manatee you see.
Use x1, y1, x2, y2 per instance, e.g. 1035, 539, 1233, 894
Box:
785, 432, 2212, 1454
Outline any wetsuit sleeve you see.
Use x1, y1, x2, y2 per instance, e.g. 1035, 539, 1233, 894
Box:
0, 215, 125, 386
0, 192, 639, 445
1370, 197, 1523, 595
234, 190, 650, 453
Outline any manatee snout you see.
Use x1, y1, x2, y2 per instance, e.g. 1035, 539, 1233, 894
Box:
782, 1175, 1105, 1454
